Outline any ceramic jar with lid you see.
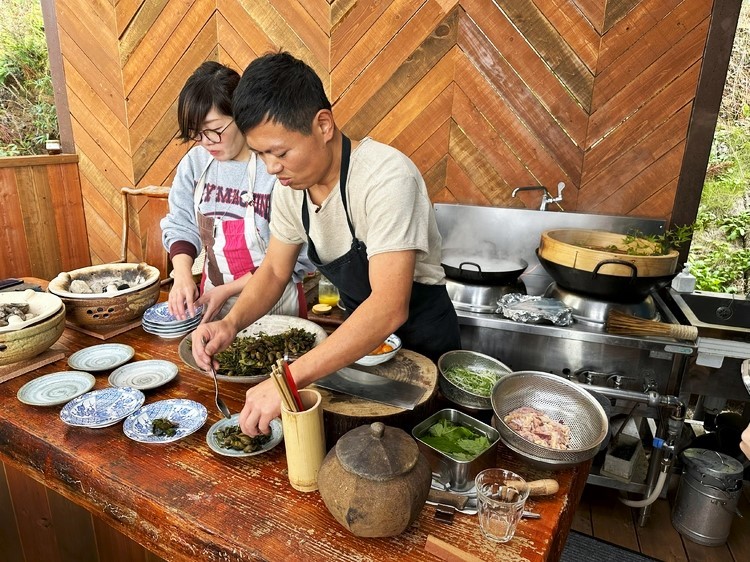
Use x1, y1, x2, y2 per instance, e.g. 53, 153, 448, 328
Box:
317, 421, 432, 537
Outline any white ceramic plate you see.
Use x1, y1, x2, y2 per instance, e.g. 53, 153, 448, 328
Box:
142, 302, 203, 326
354, 334, 402, 366
123, 399, 208, 444
68, 343, 135, 372
108, 360, 178, 390
206, 414, 283, 457
60, 387, 145, 428
178, 315, 328, 383
17, 371, 96, 406
0, 289, 64, 334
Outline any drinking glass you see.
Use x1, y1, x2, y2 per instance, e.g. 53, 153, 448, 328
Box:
475, 469, 530, 543
317, 275, 340, 307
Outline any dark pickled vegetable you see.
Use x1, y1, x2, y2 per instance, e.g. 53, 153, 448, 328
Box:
152, 418, 179, 437
215, 424, 271, 453
214, 328, 316, 377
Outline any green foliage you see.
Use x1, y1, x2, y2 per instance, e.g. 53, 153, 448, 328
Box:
608, 226, 693, 257
0, 0, 58, 156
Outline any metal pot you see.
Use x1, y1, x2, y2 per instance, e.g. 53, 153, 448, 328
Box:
537, 251, 675, 303
442, 250, 528, 284
672, 448, 743, 546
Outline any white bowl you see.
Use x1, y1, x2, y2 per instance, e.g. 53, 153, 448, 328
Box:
354, 334, 402, 366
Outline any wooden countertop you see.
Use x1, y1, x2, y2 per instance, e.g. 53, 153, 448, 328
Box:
0, 322, 588, 562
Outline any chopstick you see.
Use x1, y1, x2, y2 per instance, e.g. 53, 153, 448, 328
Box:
280, 359, 304, 411
270, 360, 303, 412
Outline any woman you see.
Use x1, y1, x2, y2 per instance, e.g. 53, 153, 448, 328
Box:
161, 61, 313, 321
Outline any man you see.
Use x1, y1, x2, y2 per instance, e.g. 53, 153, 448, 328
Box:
192, 52, 460, 436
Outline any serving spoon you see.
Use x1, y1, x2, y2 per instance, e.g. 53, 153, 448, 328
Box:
203, 337, 231, 419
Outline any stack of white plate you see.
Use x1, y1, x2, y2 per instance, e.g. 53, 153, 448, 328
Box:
141, 302, 203, 339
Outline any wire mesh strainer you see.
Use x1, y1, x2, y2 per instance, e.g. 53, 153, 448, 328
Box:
491, 371, 609, 469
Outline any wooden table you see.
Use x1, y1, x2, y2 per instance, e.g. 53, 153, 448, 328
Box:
0, 324, 589, 562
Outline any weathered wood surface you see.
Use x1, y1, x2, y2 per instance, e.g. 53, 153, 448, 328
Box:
0, 324, 589, 562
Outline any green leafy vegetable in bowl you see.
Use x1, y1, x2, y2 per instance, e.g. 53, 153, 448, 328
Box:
419, 419, 491, 461
442, 365, 501, 397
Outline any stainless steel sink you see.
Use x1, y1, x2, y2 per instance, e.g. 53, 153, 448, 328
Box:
670, 290, 750, 332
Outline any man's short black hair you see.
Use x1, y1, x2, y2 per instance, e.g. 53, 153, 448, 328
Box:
233, 52, 332, 135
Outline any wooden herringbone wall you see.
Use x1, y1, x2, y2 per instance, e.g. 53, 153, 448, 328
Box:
51, 0, 714, 267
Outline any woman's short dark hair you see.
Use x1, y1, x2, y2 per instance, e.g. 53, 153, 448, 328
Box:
232, 52, 332, 135
177, 61, 240, 142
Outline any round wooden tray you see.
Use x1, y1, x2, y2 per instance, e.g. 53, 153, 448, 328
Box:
538, 229, 678, 278
313, 349, 438, 445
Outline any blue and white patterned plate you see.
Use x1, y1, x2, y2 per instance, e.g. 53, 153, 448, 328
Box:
17, 371, 96, 406
206, 414, 283, 457
60, 387, 145, 428
142, 302, 203, 326
68, 343, 135, 372
123, 399, 208, 444
108, 360, 178, 390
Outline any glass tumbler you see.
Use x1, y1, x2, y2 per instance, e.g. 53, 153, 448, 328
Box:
475, 469, 530, 543
317, 275, 340, 307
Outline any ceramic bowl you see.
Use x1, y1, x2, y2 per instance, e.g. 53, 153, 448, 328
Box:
0, 305, 66, 366
48, 263, 160, 327
354, 334, 402, 367
0, 289, 64, 334
123, 399, 207, 444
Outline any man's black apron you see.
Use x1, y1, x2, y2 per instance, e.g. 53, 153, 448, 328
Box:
301, 135, 461, 362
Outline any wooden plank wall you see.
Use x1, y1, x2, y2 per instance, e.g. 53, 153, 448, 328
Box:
0, 155, 90, 280
47, 0, 715, 268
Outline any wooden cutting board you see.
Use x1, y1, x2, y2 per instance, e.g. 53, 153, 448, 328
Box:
313, 349, 438, 446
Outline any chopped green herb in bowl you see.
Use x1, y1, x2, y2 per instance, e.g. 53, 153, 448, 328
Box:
442, 366, 501, 397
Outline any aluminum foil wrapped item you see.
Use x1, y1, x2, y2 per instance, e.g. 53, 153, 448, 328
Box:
497, 294, 573, 326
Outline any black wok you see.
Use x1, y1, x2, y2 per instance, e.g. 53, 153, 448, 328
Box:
536, 251, 675, 303
442, 254, 528, 284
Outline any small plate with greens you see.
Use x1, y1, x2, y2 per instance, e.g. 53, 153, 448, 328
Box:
206, 414, 283, 457
437, 350, 512, 410
123, 399, 207, 444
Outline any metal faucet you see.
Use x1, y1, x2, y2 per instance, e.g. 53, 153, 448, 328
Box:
511, 182, 565, 211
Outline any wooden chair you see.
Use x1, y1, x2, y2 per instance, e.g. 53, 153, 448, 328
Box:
119, 186, 204, 286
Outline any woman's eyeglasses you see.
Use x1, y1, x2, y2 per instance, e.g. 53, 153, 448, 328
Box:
189, 120, 234, 143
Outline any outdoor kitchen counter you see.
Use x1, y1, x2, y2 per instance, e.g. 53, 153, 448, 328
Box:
0, 324, 589, 562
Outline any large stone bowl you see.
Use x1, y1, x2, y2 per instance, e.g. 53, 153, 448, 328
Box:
0, 305, 66, 366
48, 263, 160, 327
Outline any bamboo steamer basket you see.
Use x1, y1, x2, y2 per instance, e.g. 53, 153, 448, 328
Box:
0, 305, 66, 366
538, 229, 678, 278
48, 263, 160, 327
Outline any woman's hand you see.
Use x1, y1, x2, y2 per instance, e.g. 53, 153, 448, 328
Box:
197, 284, 233, 323
168, 275, 200, 320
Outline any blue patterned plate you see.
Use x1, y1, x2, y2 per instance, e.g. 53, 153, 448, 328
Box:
108, 360, 178, 390
123, 399, 208, 444
206, 414, 283, 457
60, 387, 145, 428
142, 302, 203, 326
68, 343, 135, 372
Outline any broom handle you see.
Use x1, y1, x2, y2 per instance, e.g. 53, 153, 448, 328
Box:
666, 323, 699, 341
